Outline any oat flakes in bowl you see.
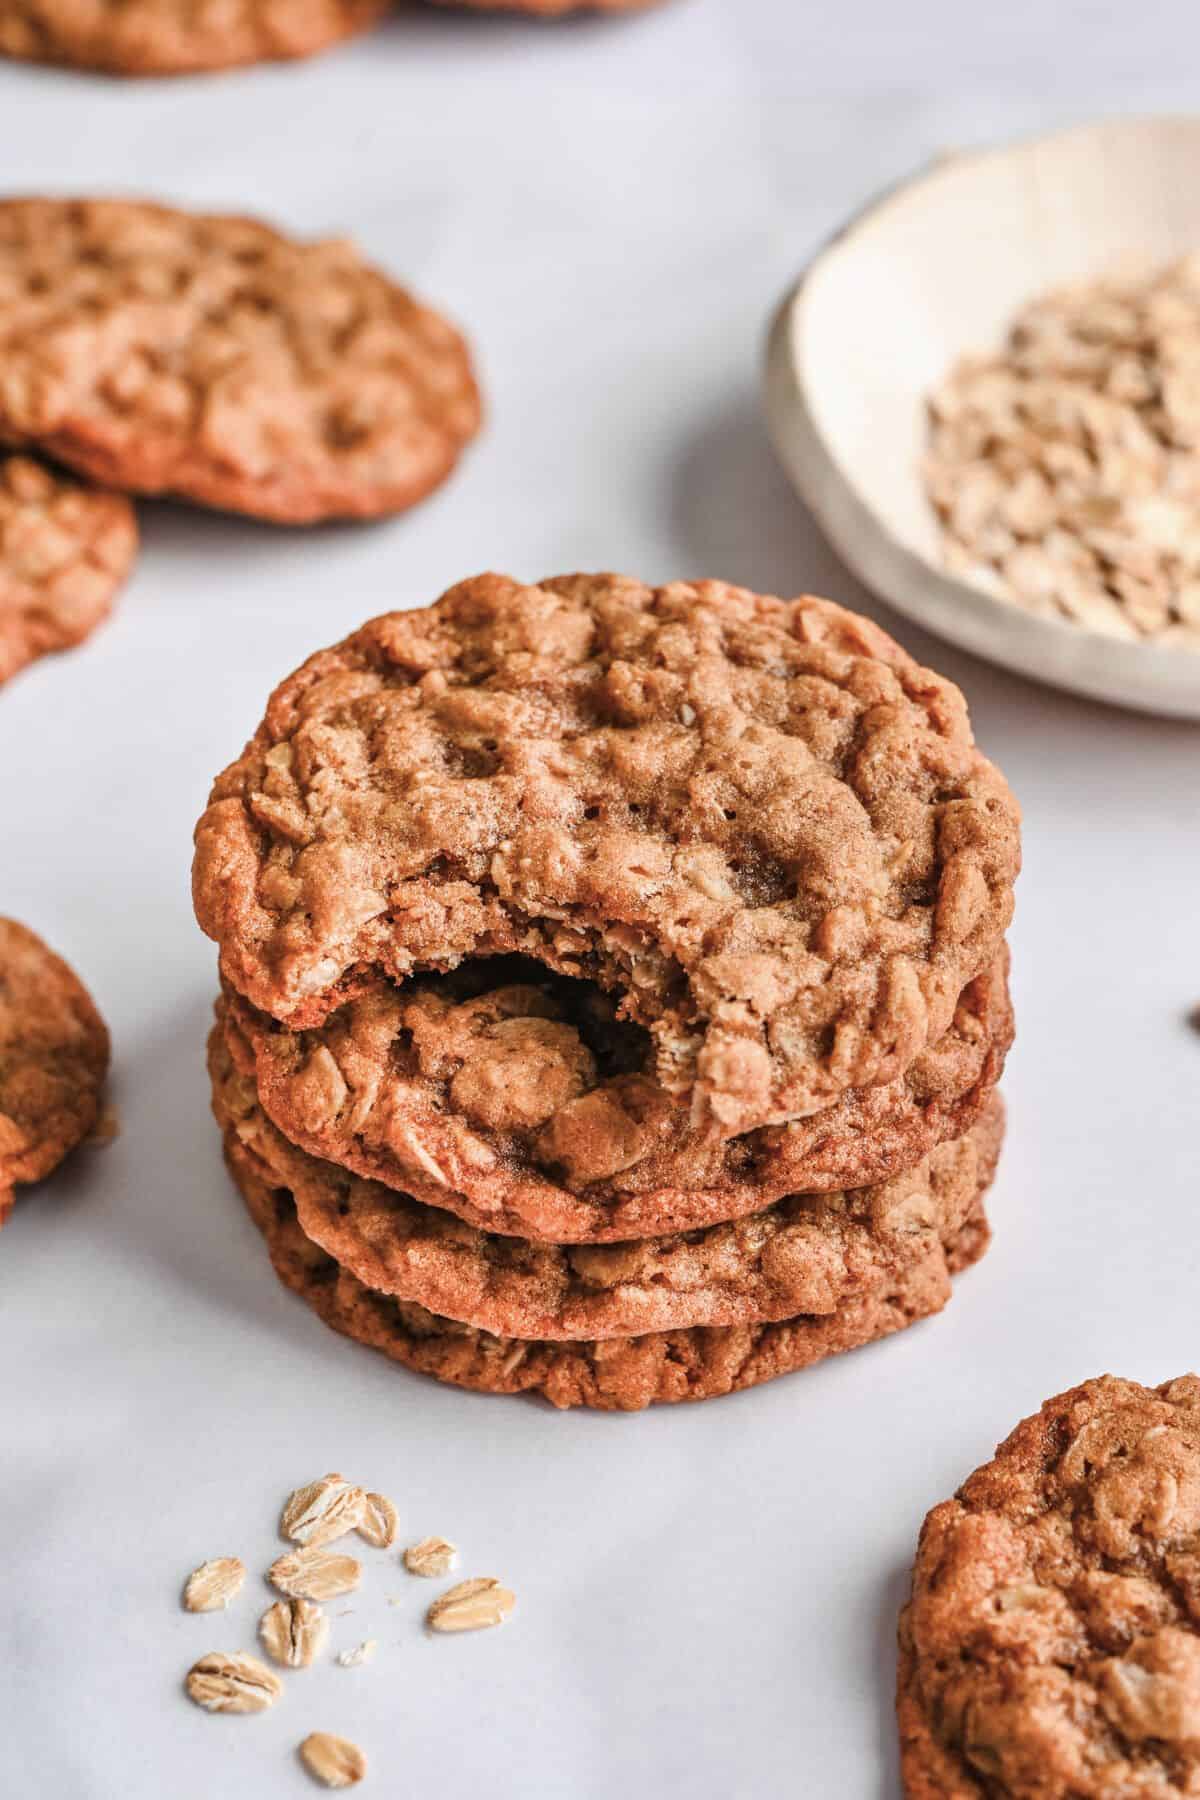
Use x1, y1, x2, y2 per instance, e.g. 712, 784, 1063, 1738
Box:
765, 115, 1200, 717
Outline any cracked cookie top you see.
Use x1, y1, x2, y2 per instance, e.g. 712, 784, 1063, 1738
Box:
0, 198, 480, 523
223, 952, 1011, 1241
0, 454, 136, 687
899, 1374, 1200, 1799
0, 0, 386, 73
0, 917, 109, 1203
194, 574, 1020, 1135
212, 1006, 1002, 1339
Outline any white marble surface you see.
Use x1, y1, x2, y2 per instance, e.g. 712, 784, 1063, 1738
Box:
1, 4, 1198, 1796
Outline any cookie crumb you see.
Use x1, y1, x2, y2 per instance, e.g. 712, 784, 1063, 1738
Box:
86, 1105, 121, 1148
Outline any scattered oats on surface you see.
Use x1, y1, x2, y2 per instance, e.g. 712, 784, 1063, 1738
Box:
925, 255, 1200, 649
184, 1651, 282, 1714
299, 1731, 367, 1788
357, 1492, 398, 1550
181, 1555, 244, 1612
1188, 1002, 1200, 1034
336, 1639, 377, 1668
182, 1557, 246, 1613
403, 1536, 458, 1578
280, 1473, 367, 1548
269, 1546, 362, 1602
259, 1597, 328, 1669
426, 1577, 515, 1634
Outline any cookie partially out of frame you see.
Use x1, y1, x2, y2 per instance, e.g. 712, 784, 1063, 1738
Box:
0, 199, 480, 524
0, 454, 136, 687
222, 952, 1011, 1243
426, 0, 658, 14
898, 1374, 1200, 1798
222, 1110, 994, 1412
0, 0, 387, 76
194, 574, 1020, 1132
0, 917, 109, 1220
213, 1004, 1003, 1339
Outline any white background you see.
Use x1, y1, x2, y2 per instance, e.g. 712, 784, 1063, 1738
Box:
2, 3, 1198, 1795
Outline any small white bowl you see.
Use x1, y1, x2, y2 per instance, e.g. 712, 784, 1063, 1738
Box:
763, 115, 1200, 719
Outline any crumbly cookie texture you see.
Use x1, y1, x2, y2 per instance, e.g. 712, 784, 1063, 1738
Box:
211, 1010, 1002, 1339
223, 951, 1011, 1241
0, 0, 385, 73
0, 199, 480, 525
926, 257, 1200, 648
0, 454, 136, 688
194, 574, 1020, 1136
0, 917, 109, 1200
898, 1373, 1200, 1799
224, 1125, 993, 1412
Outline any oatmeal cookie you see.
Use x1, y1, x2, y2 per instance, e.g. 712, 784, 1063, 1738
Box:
0, 0, 385, 73
0, 454, 136, 687
0, 918, 109, 1215
898, 1374, 1200, 1798
194, 574, 1020, 1135
223, 952, 1011, 1242
212, 1008, 1002, 1338
0, 199, 480, 524
426, 0, 657, 13
227, 1128, 992, 1411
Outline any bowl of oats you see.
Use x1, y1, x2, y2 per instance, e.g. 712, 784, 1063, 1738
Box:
764, 115, 1200, 717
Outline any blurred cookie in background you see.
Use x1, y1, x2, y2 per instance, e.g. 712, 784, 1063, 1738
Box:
0, 198, 481, 525
0, 917, 110, 1229
0, 455, 136, 688
0, 0, 387, 76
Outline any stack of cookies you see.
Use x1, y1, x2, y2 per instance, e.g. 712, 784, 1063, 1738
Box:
193, 573, 1020, 1410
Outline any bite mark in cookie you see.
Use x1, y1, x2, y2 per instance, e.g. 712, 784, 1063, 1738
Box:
0, 199, 480, 524
194, 574, 1020, 1135
0, 0, 386, 74
212, 1010, 1003, 1339
0, 917, 109, 1214
227, 1131, 993, 1411
898, 1374, 1200, 1798
223, 951, 1011, 1241
0, 454, 136, 687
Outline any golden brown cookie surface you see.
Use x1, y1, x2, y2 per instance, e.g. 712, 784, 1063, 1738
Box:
0, 454, 136, 687
227, 1125, 992, 1411
0, 0, 387, 75
0, 918, 109, 1212
212, 1008, 1003, 1339
223, 953, 1011, 1242
194, 574, 1020, 1135
0, 199, 480, 524
899, 1374, 1200, 1798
